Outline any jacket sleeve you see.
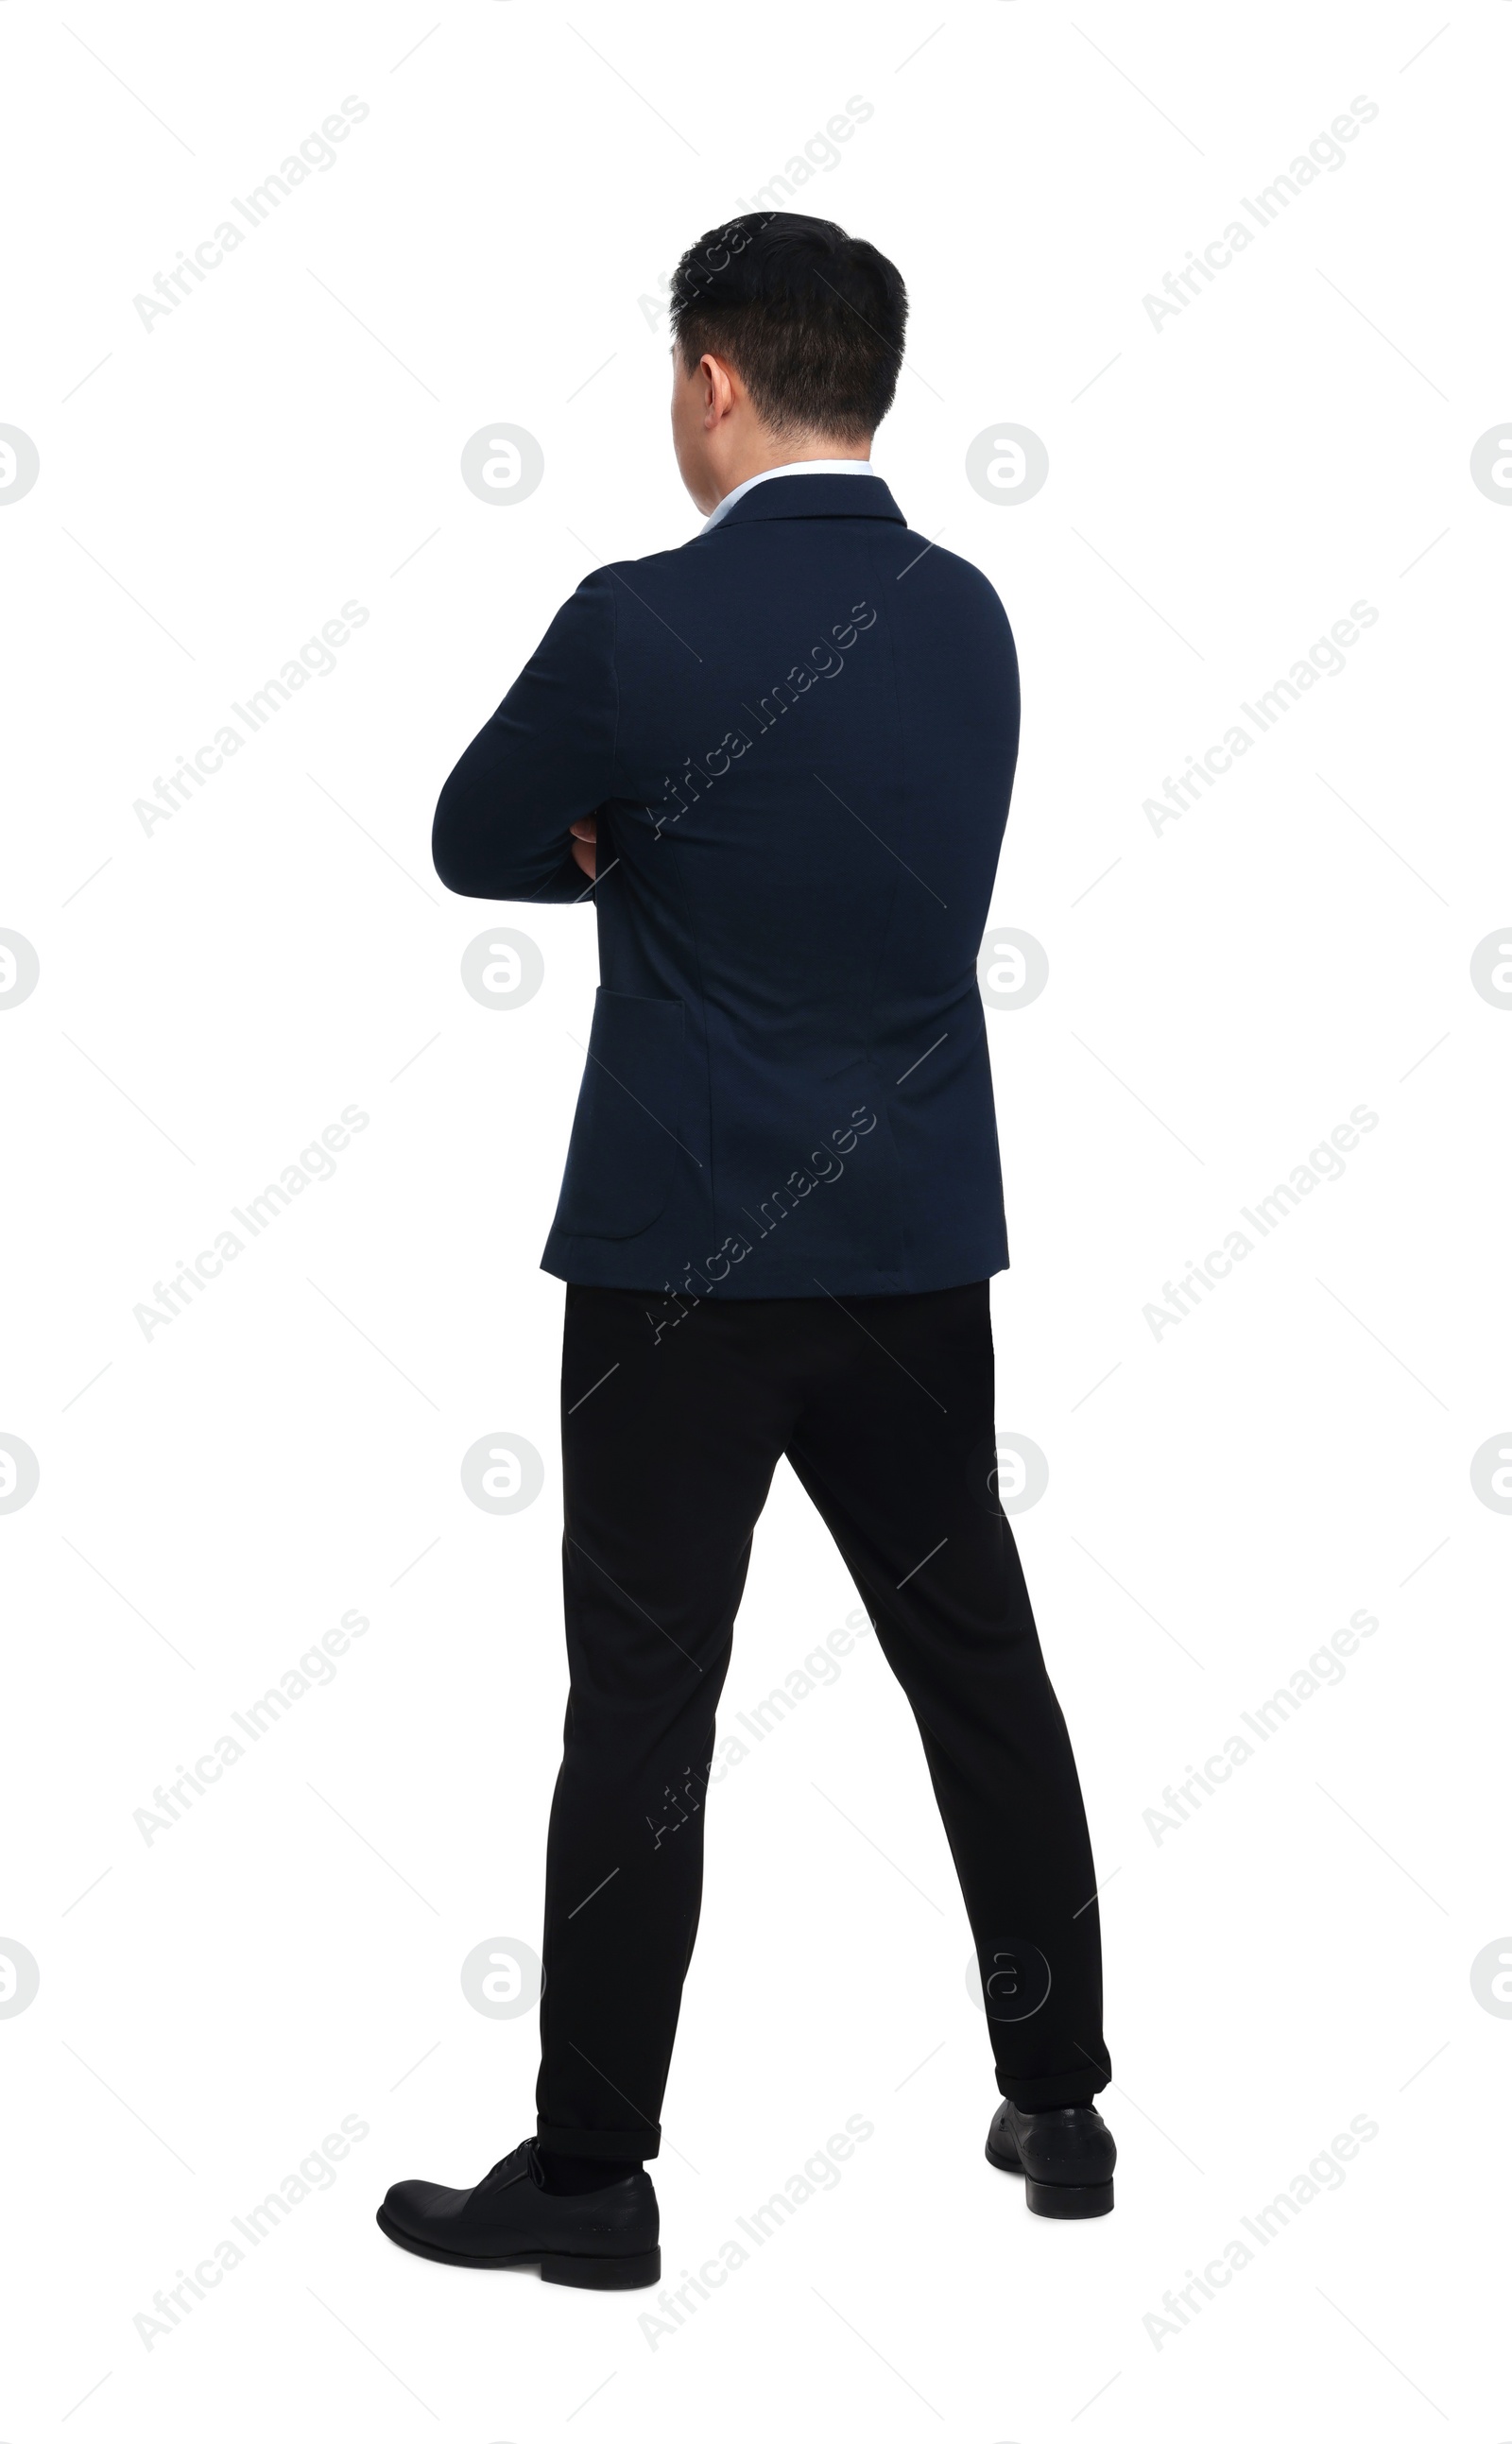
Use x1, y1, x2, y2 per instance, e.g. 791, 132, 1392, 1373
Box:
432, 568, 617, 903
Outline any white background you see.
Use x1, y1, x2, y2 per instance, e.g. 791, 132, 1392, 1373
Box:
3, 2, 1508, 2435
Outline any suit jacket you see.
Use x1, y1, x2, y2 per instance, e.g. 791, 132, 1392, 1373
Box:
433, 473, 1020, 1299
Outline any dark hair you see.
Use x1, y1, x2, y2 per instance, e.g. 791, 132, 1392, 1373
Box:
669, 214, 907, 442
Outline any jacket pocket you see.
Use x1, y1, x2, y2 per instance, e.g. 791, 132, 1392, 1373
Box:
553, 990, 685, 1240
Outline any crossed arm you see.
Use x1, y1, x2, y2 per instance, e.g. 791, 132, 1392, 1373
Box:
431, 572, 614, 902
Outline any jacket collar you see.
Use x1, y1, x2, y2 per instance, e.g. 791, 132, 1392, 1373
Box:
712, 473, 907, 529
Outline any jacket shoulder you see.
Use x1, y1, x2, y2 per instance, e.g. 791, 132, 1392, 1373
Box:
596, 540, 699, 587
899, 533, 1011, 623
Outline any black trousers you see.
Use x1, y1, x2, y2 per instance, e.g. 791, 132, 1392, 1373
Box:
536, 1280, 1110, 2159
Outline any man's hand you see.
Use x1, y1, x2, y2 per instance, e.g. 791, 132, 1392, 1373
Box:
569, 815, 596, 880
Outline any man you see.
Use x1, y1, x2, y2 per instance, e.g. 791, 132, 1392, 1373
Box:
377, 214, 1114, 2291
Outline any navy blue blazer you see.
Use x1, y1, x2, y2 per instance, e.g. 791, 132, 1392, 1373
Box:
433, 473, 1020, 1299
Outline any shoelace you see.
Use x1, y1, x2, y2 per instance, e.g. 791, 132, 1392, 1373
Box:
474, 2141, 532, 2194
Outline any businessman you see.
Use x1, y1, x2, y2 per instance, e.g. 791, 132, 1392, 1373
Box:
378, 214, 1114, 2290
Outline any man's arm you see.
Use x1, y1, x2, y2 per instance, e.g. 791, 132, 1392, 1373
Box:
432, 569, 617, 902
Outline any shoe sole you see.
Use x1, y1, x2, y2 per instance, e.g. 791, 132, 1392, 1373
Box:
375, 2204, 661, 2288
986, 2140, 1114, 2219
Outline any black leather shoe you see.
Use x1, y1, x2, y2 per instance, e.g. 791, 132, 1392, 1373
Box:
377, 2139, 661, 2288
986, 2099, 1116, 2218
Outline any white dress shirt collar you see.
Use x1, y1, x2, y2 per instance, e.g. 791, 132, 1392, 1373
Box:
700, 458, 874, 534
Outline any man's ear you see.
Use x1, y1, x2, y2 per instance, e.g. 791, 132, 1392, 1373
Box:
703, 354, 738, 429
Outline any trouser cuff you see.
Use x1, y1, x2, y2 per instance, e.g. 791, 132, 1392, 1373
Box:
537, 2118, 660, 2160
998, 2062, 1110, 2110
